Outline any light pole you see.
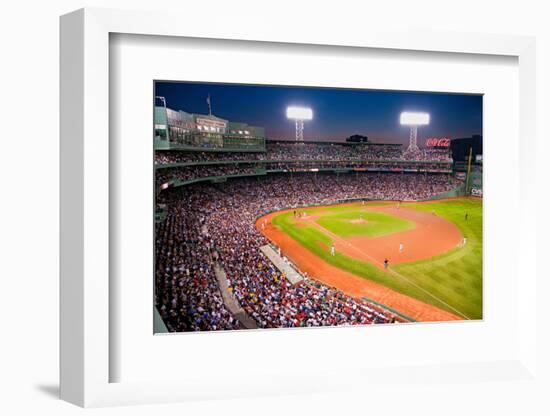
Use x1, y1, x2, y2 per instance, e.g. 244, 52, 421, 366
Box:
400, 112, 430, 153
286, 106, 313, 141
155, 96, 167, 109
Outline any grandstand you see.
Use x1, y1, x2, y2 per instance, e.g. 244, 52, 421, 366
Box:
155, 139, 453, 192
155, 133, 463, 332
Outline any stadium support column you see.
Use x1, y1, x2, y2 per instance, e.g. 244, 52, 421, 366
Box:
408, 125, 419, 152
295, 119, 304, 141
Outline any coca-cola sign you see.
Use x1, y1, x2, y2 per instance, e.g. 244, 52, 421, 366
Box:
425, 137, 451, 147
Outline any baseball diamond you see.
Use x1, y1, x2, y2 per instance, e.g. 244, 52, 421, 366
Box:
258, 198, 482, 321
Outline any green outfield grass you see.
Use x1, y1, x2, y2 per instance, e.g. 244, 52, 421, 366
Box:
271, 198, 482, 320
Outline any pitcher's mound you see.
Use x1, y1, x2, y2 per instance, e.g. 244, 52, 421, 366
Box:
350, 219, 368, 224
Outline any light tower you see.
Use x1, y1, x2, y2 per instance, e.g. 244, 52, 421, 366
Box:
400, 112, 430, 153
286, 106, 313, 141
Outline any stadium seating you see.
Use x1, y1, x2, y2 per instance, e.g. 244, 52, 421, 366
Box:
155, 140, 452, 164
155, 172, 460, 331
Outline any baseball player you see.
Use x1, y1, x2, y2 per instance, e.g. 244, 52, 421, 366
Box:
331, 244, 336, 256
399, 242, 404, 253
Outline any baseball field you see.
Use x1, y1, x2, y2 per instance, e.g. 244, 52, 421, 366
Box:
257, 197, 482, 322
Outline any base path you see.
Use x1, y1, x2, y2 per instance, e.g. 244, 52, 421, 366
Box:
256, 202, 463, 322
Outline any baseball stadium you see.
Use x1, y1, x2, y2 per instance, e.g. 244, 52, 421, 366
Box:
153, 84, 483, 333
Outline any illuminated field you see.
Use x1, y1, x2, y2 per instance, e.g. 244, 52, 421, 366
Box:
267, 198, 482, 320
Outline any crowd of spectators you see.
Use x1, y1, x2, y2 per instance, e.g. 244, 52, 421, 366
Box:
401, 147, 452, 161
156, 159, 453, 188
155, 164, 260, 187
420, 148, 454, 161
264, 142, 404, 161
155, 198, 242, 331
154, 141, 451, 165
260, 160, 452, 173
156, 172, 460, 332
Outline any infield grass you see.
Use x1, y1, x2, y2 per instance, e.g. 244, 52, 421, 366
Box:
316, 211, 414, 237
271, 198, 482, 320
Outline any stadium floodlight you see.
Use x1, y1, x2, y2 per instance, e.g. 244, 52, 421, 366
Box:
400, 111, 430, 152
286, 107, 313, 120
400, 112, 430, 126
286, 106, 313, 141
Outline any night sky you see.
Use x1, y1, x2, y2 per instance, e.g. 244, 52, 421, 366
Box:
155, 82, 482, 146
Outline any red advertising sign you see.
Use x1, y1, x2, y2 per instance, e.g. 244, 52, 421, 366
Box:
425, 137, 451, 147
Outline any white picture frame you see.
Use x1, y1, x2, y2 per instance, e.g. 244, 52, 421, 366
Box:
60, 7, 539, 408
